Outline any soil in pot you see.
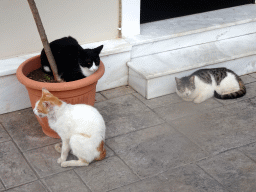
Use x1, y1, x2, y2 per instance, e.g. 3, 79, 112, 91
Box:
27, 68, 59, 83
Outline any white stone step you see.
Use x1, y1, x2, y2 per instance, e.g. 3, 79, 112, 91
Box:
128, 33, 256, 99
126, 4, 256, 59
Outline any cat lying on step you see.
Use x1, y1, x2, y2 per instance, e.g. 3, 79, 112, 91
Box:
175, 67, 246, 103
41, 36, 103, 82
33, 88, 106, 167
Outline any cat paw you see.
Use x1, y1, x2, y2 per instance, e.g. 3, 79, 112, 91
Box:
54, 143, 62, 153
57, 157, 65, 164
193, 99, 204, 104
61, 161, 69, 168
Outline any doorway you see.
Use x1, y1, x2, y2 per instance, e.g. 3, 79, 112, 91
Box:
141, 0, 254, 24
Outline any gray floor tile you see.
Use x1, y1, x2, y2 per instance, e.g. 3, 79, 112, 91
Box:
238, 142, 256, 162
75, 156, 139, 192
240, 75, 256, 84
6, 181, 47, 192
171, 100, 256, 155
95, 93, 106, 103
0, 180, 4, 191
95, 95, 162, 138
0, 108, 59, 152
111, 164, 227, 192
0, 141, 37, 189
133, 92, 183, 109
105, 109, 164, 139
197, 150, 256, 192
216, 81, 256, 105
0, 124, 11, 144
94, 95, 148, 117
248, 72, 256, 79
43, 170, 89, 192
24, 143, 115, 178
107, 124, 207, 179
24, 144, 74, 178
153, 98, 222, 122
100, 86, 135, 99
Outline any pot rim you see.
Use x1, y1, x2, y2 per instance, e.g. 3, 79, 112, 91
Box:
16, 55, 105, 91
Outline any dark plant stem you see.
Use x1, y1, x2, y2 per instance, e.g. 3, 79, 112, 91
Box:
27, 0, 62, 82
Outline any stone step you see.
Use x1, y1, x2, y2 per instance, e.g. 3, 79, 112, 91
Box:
126, 4, 256, 59
128, 33, 256, 99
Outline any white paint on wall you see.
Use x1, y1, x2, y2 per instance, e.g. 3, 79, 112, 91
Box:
0, 0, 119, 60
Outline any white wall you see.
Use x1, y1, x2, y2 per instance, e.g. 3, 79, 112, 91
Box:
0, 0, 119, 60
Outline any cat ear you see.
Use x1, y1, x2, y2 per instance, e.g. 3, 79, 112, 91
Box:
42, 88, 52, 96
190, 76, 195, 82
175, 77, 181, 84
94, 45, 104, 54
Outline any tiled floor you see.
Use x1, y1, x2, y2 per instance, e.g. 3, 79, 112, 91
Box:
1, 74, 256, 192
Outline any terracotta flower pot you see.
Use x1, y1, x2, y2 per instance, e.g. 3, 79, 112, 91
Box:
16, 55, 105, 138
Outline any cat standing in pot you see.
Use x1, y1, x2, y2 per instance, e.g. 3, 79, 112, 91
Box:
175, 68, 246, 103
41, 36, 103, 82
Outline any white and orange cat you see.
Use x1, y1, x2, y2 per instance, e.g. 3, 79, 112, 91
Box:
33, 88, 106, 167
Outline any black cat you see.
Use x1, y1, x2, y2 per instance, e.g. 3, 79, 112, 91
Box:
41, 36, 103, 82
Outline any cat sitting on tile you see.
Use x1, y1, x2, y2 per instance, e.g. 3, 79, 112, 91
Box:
175, 67, 246, 103
33, 88, 106, 167
41, 36, 103, 82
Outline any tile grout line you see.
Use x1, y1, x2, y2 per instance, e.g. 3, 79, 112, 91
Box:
0, 122, 40, 188
247, 73, 256, 79
23, 141, 61, 153
72, 170, 93, 192
97, 92, 109, 101
131, 92, 216, 163
98, 86, 136, 101
104, 143, 142, 180
39, 169, 75, 192
0, 180, 42, 191
134, 96, 225, 156
195, 164, 232, 192
0, 177, 4, 192
195, 140, 256, 164
35, 153, 115, 181
105, 121, 165, 140
38, 180, 51, 192
234, 142, 256, 165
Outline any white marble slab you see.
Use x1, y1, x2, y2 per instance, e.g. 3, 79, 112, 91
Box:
0, 38, 131, 77
0, 39, 131, 114
128, 33, 256, 80
0, 53, 40, 77
133, 55, 256, 99
81, 38, 132, 56
128, 67, 147, 98
126, 4, 256, 46
96, 51, 131, 92
130, 21, 256, 58
0, 75, 31, 114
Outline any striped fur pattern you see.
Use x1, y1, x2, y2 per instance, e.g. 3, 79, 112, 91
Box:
175, 67, 246, 103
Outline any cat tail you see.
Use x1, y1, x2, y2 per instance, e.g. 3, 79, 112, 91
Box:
94, 141, 106, 161
214, 77, 246, 100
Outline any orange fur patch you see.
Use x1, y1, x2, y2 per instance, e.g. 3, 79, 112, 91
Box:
79, 133, 91, 138
37, 90, 62, 114
95, 141, 106, 161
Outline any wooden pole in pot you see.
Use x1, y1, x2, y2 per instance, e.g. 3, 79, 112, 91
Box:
27, 0, 62, 82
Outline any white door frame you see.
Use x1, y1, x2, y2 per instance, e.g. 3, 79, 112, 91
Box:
121, 0, 141, 37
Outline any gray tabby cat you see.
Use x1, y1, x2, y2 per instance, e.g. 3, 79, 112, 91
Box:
175, 67, 246, 103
